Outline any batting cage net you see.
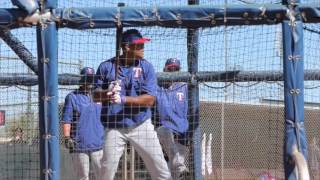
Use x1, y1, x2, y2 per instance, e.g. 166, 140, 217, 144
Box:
1, 0, 320, 180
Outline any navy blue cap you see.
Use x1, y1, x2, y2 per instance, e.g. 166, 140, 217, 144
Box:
165, 58, 181, 70
80, 67, 95, 75
80, 67, 95, 84
122, 29, 150, 44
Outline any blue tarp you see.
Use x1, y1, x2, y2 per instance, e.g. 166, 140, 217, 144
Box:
55, 5, 287, 28
1, 4, 320, 29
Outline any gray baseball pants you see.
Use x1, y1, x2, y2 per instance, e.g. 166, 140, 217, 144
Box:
156, 126, 189, 179
71, 150, 103, 180
100, 119, 172, 180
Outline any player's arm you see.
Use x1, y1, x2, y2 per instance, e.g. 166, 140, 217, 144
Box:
108, 62, 157, 106
61, 94, 76, 149
124, 93, 155, 107
61, 94, 73, 138
62, 123, 71, 137
61, 122, 76, 150
93, 89, 112, 103
123, 62, 157, 107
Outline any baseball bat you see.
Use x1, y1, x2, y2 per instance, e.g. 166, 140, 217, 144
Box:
93, 3, 124, 102
115, 3, 124, 80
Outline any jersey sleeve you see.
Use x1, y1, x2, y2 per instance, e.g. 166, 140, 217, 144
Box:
142, 63, 157, 97
61, 94, 74, 123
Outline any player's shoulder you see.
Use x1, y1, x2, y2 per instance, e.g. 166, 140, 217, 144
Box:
170, 82, 188, 91
178, 82, 187, 85
99, 57, 115, 67
174, 82, 187, 87
65, 91, 76, 101
139, 59, 154, 67
67, 89, 83, 98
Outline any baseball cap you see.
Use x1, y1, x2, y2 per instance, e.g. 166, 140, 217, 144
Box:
80, 67, 94, 75
122, 29, 150, 44
80, 67, 95, 84
164, 58, 181, 71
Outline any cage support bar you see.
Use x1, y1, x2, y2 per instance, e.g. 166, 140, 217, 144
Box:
2, 70, 320, 86
0, 29, 38, 75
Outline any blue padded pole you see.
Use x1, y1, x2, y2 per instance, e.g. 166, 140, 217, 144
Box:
282, 0, 307, 179
37, 21, 59, 180
188, 1, 201, 180
37, 0, 59, 179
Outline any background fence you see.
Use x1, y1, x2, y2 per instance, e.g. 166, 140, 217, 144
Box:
1, 0, 320, 179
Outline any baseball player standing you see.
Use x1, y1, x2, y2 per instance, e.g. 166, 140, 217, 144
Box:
156, 58, 189, 179
61, 67, 104, 180
95, 29, 171, 180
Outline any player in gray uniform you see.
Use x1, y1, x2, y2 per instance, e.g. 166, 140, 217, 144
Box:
156, 58, 189, 179
95, 29, 171, 180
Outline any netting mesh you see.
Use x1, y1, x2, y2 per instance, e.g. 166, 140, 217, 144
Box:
1, 0, 320, 179
304, 23, 320, 180
0, 11, 40, 180
196, 24, 283, 178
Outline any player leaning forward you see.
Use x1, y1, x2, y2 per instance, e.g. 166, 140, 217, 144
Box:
95, 29, 172, 180
156, 58, 189, 179
61, 67, 104, 180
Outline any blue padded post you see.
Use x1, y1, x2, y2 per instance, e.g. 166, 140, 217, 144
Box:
282, 0, 308, 179
188, 1, 201, 180
37, 0, 59, 179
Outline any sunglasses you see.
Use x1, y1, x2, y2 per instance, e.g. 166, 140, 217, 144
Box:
129, 43, 144, 50
164, 66, 180, 72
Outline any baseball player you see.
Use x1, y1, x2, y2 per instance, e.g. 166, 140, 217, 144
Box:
61, 67, 104, 180
95, 29, 171, 180
156, 58, 189, 179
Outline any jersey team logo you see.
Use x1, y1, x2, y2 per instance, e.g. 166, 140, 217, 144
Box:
177, 92, 184, 101
133, 67, 142, 78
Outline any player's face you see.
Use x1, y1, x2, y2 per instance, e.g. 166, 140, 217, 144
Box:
164, 66, 179, 72
129, 43, 144, 59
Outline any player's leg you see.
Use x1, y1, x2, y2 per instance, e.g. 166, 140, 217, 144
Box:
89, 149, 103, 180
100, 129, 126, 180
157, 126, 188, 179
156, 126, 176, 168
128, 119, 172, 180
71, 152, 90, 180
173, 141, 189, 177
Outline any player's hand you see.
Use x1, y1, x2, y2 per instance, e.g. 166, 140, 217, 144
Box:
107, 80, 121, 95
64, 137, 76, 150
93, 89, 112, 102
110, 91, 126, 104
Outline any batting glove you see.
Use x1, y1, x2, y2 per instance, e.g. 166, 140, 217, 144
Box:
107, 80, 121, 94
110, 91, 126, 104
64, 137, 76, 150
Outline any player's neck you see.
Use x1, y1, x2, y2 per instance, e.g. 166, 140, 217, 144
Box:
79, 86, 92, 93
162, 81, 173, 89
119, 55, 136, 66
